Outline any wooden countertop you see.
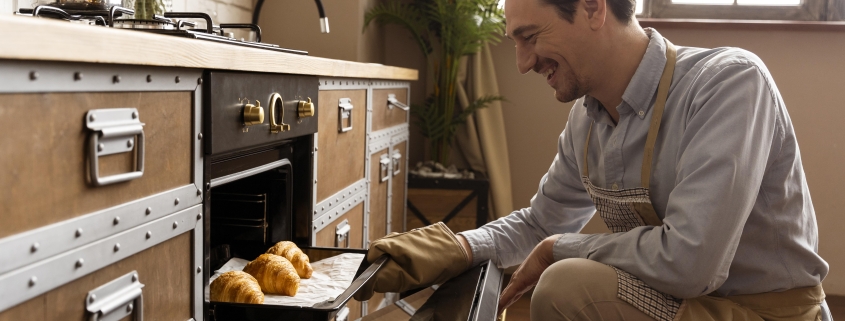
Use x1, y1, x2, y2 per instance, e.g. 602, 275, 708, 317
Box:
0, 15, 418, 81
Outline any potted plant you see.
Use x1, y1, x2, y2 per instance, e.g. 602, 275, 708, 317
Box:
365, 0, 505, 232
364, 0, 505, 166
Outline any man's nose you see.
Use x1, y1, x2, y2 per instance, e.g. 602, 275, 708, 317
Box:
515, 45, 536, 75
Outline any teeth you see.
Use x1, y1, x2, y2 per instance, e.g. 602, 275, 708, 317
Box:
541, 66, 556, 78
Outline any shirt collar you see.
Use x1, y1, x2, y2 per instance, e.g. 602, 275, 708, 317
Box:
583, 28, 667, 122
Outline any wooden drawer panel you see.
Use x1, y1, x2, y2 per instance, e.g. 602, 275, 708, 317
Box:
369, 149, 389, 243
315, 203, 365, 249
371, 89, 408, 132
390, 141, 408, 234
0, 92, 193, 238
317, 90, 367, 203
0, 232, 193, 321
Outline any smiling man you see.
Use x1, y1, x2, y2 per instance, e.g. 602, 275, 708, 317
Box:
352, 0, 831, 319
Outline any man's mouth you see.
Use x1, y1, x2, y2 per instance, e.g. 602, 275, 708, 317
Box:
541, 63, 557, 81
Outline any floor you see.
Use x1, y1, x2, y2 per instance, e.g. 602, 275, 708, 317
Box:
504, 295, 845, 321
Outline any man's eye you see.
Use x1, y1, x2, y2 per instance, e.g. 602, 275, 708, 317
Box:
525, 34, 537, 42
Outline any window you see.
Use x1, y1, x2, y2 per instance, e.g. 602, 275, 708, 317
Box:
635, 0, 841, 20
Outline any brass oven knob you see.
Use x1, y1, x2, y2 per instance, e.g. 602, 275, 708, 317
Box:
298, 97, 315, 118
243, 101, 264, 126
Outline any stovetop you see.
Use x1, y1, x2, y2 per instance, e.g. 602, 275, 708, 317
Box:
17, 5, 308, 56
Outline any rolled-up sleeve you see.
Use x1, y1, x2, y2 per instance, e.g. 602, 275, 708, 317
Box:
459, 106, 597, 268
553, 62, 780, 299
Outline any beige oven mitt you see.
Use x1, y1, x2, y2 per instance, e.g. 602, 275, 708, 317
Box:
353, 222, 470, 301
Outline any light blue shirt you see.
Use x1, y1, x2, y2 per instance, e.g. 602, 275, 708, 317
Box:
460, 29, 828, 301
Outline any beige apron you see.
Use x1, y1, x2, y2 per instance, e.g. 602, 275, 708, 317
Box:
581, 39, 824, 321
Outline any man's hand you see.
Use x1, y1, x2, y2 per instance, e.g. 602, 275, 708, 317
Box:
497, 235, 561, 315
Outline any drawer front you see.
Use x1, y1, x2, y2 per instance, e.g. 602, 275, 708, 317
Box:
390, 141, 408, 234
368, 148, 390, 244
371, 89, 408, 132
0, 92, 194, 238
315, 203, 365, 249
316, 89, 367, 203
0, 230, 194, 321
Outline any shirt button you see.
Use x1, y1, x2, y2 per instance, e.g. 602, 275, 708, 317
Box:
638, 110, 644, 116
612, 183, 619, 190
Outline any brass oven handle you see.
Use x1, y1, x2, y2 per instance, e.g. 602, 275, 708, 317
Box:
338, 98, 354, 133
269, 93, 291, 133
387, 94, 410, 111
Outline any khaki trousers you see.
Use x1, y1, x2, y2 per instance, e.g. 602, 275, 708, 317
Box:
530, 259, 824, 321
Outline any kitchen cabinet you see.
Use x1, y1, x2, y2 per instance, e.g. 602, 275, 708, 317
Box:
0, 62, 204, 321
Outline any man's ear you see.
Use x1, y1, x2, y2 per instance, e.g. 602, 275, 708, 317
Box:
582, 0, 607, 30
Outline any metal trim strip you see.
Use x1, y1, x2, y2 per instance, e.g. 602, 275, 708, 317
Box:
369, 81, 411, 89
192, 213, 204, 321
318, 78, 370, 90
312, 189, 368, 235
0, 185, 201, 276
0, 60, 202, 93
209, 159, 291, 188
0, 205, 202, 313
315, 178, 368, 220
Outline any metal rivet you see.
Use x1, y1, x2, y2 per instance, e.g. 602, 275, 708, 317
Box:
315, 180, 318, 184
196, 189, 202, 196
197, 78, 203, 85
131, 273, 138, 282
132, 111, 138, 119
127, 303, 133, 313
74, 72, 82, 81
328, 202, 332, 206
29, 276, 37, 287
97, 143, 104, 152
145, 207, 151, 215
315, 147, 318, 151
146, 231, 152, 239
127, 139, 134, 148
174, 198, 180, 205
113, 217, 120, 225
75, 228, 83, 237
113, 75, 121, 83
313, 210, 317, 214
30, 242, 39, 253
76, 258, 84, 268
197, 213, 202, 220
197, 133, 203, 140
146, 75, 152, 83
29, 71, 38, 80
173, 221, 179, 229
89, 294, 96, 303
175, 76, 181, 83
196, 266, 202, 273
113, 243, 120, 252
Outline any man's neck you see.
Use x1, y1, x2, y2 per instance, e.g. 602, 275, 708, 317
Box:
589, 22, 650, 123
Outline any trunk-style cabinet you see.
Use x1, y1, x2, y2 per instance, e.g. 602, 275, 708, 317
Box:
312, 78, 411, 318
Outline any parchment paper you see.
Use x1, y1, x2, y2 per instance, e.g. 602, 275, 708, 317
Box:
210, 253, 365, 307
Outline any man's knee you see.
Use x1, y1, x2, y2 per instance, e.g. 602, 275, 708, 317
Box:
533, 259, 619, 307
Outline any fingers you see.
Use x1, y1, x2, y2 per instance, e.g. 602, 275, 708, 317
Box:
498, 278, 530, 315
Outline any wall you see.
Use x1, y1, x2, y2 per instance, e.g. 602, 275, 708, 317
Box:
490, 25, 845, 295
0, 0, 256, 22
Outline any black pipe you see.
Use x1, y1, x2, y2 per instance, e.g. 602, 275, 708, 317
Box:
252, 0, 264, 25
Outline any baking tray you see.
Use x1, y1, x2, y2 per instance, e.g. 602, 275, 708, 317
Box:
208, 247, 387, 321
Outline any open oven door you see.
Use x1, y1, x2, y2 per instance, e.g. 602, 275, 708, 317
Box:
399, 260, 503, 321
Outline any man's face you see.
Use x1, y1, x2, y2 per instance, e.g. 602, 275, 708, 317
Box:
505, 0, 594, 103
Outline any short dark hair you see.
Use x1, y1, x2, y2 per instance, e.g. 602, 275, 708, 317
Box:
540, 0, 636, 24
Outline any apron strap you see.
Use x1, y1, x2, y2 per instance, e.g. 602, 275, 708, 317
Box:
640, 39, 677, 188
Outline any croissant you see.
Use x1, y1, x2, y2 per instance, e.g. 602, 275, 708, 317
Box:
210, 271, 264, 304
243, 254, 300, 296
267, 241, 313, 279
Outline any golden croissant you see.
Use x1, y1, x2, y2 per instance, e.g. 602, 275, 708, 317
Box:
210, 271, 265, 304
267, 241, 313, 279
243, 254, 300, 296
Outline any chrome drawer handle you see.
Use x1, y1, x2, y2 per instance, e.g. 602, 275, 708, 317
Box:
87, 271, 144, 321
387, 94, 410, 111
336, 219, 351, 248
86, 108, 145, 186
380, 154, 391, 182
392, 152, 402, 176
338, 98, 354, 133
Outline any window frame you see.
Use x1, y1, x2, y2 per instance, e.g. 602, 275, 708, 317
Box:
640, 0, 833, 21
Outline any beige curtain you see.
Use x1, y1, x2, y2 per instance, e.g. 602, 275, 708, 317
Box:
451, 42, 514, 220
